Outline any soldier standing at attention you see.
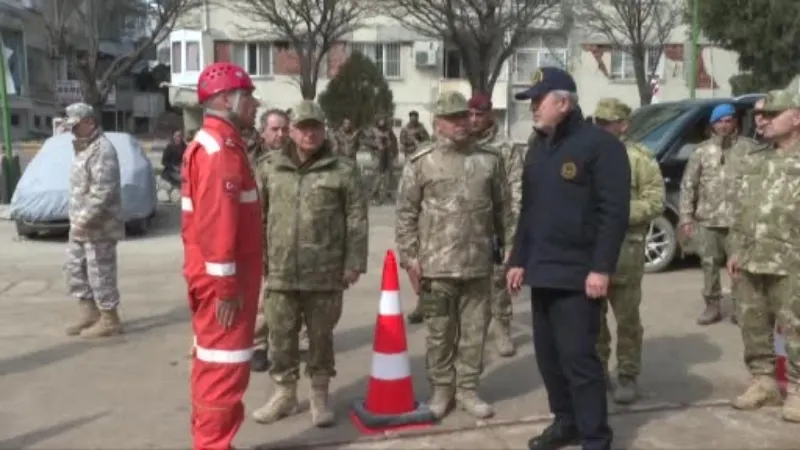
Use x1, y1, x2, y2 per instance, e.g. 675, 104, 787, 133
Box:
728, 88, 798, 420
396, 91, 509, 420
362, 115, 398, 205
252, 100, 368, 427
332, 118, 361, 159
593, 98, 665, 404
467, 91, 524, 357
679, 104, 751, 325
63, 102, 125, 339
507, 68, 629, 450
399, 110, 431, 158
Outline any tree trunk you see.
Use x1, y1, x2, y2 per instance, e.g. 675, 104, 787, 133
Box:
632, 49, 652, 106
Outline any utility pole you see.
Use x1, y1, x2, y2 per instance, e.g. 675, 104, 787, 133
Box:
688, 0, 700, 99
0, 35, 18, 202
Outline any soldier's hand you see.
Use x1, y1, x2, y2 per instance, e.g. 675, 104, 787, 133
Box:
585, 272, 609, 299
726, 256, 740, 279
680, 222, 694, 238
343, 270, 361, 288
506, 267, 524, 295
216, 296, 242, 329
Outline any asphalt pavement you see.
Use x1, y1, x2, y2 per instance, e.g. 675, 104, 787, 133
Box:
0, 205, 797, 449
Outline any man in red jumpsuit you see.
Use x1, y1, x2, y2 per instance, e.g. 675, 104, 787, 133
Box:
181, 61, 263, 450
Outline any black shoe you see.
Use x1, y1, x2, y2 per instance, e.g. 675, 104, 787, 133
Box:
250, 349, 270, 372
528, 422, 580, 450
407, 308, 423, 324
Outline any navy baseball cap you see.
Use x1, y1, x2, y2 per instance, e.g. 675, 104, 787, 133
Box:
514, 67, 577, 101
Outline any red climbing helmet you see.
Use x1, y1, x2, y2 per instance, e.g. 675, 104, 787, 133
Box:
196, 62, 255, 104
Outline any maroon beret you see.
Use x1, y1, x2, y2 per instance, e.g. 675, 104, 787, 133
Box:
468, 92, 492, 111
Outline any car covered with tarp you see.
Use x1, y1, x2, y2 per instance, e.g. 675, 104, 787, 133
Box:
10, 132, 158, 238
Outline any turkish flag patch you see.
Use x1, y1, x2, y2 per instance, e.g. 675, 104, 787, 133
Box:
223, 178, 239, 197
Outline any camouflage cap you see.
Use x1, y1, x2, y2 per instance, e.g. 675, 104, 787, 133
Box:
435, 91, 469, 116
755, 89, 800, 112
63, 102, 96, 128
593, 98, 632, 121
290, 100, 326, 124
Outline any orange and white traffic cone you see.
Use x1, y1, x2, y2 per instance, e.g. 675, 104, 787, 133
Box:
776, 325, 788, 396
350, 250, 435, 434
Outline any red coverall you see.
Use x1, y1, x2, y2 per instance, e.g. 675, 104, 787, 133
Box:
181, 115, 262, 450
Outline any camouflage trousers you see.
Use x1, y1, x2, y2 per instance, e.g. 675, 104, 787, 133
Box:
490, 264, 512, 323
370, 169, 393, 204
598, 238, 645, 378
63, 240, 120, 310
737, 270, 800, 382
419, 277, 491, 390
265, 290, 343, 384
254, 279, 269, 349
699, 226, 736, 304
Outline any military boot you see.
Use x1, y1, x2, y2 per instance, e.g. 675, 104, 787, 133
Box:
252, 382, 300, 424
407, 304, 423, 325
492, 319, 516, 357
309, 376, 335, 427
732, 376, 783, 410
79, 308, 123, 338
65, 300, 100, 336
613, 376, 638, 405
456, 390, 494, 419
427, 386, 454, 419
696, 298, 722, 325
782, 385, 800, 423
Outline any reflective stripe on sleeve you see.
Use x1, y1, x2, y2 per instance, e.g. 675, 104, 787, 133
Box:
181, 197, 193, 211
194, 341, 253, 364
205, 262, 236, 276
240, 189, 258, 203
194, 129, 221, 154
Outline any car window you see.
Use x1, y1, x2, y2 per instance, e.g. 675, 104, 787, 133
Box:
626, 104, 691, 154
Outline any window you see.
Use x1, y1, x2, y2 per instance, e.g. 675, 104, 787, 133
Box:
231, 42, 272, 76
442, 49, 466, 79
33, 115, 41, 128
10, 114, 20, 126
185, 41, 200, 71
513, 48, 568, 83
350, 43, 402, 78
610, 47, 662, 81
171, 42, 182, 73
46, 116, 52, 127
1, 28, 26, 95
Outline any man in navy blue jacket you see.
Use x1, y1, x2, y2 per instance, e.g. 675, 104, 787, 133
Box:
506, 67, 630, 450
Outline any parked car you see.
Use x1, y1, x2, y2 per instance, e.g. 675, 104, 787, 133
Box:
627, 95, 764, 273
10, 132, 158, 238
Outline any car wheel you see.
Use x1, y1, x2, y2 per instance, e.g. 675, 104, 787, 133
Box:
15, 220, 36, 238
126, 218, 150, 236
644, 215, 677, 273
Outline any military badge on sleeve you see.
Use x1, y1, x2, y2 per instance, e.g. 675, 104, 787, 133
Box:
560, 161, 577, 180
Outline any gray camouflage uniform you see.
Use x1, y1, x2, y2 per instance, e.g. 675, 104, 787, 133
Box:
62, 102, 124, 339
395, 91, 509, 420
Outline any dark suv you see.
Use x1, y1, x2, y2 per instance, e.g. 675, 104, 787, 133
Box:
626, 95, 764, 272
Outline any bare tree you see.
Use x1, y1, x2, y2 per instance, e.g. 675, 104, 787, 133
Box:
230, 0, 374, 100
43, 0, 200, 108
571, 0, 680, 105
381, 0, 562, 94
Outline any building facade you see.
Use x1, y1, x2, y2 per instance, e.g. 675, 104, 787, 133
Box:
168, 2, 740, 142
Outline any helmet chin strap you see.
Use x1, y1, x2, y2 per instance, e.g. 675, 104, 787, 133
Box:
225, 90, 249, 130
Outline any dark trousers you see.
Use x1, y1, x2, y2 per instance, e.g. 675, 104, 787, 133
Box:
531, 287, 612, 450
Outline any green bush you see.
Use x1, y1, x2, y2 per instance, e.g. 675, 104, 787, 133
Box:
319, 52, 394, 129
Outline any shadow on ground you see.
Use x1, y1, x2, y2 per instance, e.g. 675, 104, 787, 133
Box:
0, 411, 109, 449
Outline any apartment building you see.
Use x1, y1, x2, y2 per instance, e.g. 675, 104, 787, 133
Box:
168, 2, 740, 142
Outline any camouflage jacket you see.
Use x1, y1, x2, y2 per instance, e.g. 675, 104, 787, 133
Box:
395, 138, 509, 278
624, 141, 665, 237
361, 125, 398, 170
678, 135, 755, 228
399, 123, 431, 156
475, 123, 524, 247
332, 128, 361, 158
68, 129, 124, 242
257, 142, 369, 290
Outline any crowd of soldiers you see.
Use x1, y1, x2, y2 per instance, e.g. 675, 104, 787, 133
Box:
57, 59, 800, 450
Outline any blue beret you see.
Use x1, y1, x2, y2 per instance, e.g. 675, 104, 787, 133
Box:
514, 67, 577, 101
709, 103, 735, 123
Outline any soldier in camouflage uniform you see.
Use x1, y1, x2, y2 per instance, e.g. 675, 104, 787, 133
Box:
331, 118, 361, 159
361, 115, 398, 205
399, 110, 431, 157
395, 91, 509, 420
679, 103, 759, 325
62, 103, 125, 339
466, 92, 524, 358
252, 101, 369, 427
593, 98, 665, 404
728, 88, 799, 421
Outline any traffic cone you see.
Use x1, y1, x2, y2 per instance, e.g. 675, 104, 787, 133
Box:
776, 325, 788, 395
350, 250, 435, 434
